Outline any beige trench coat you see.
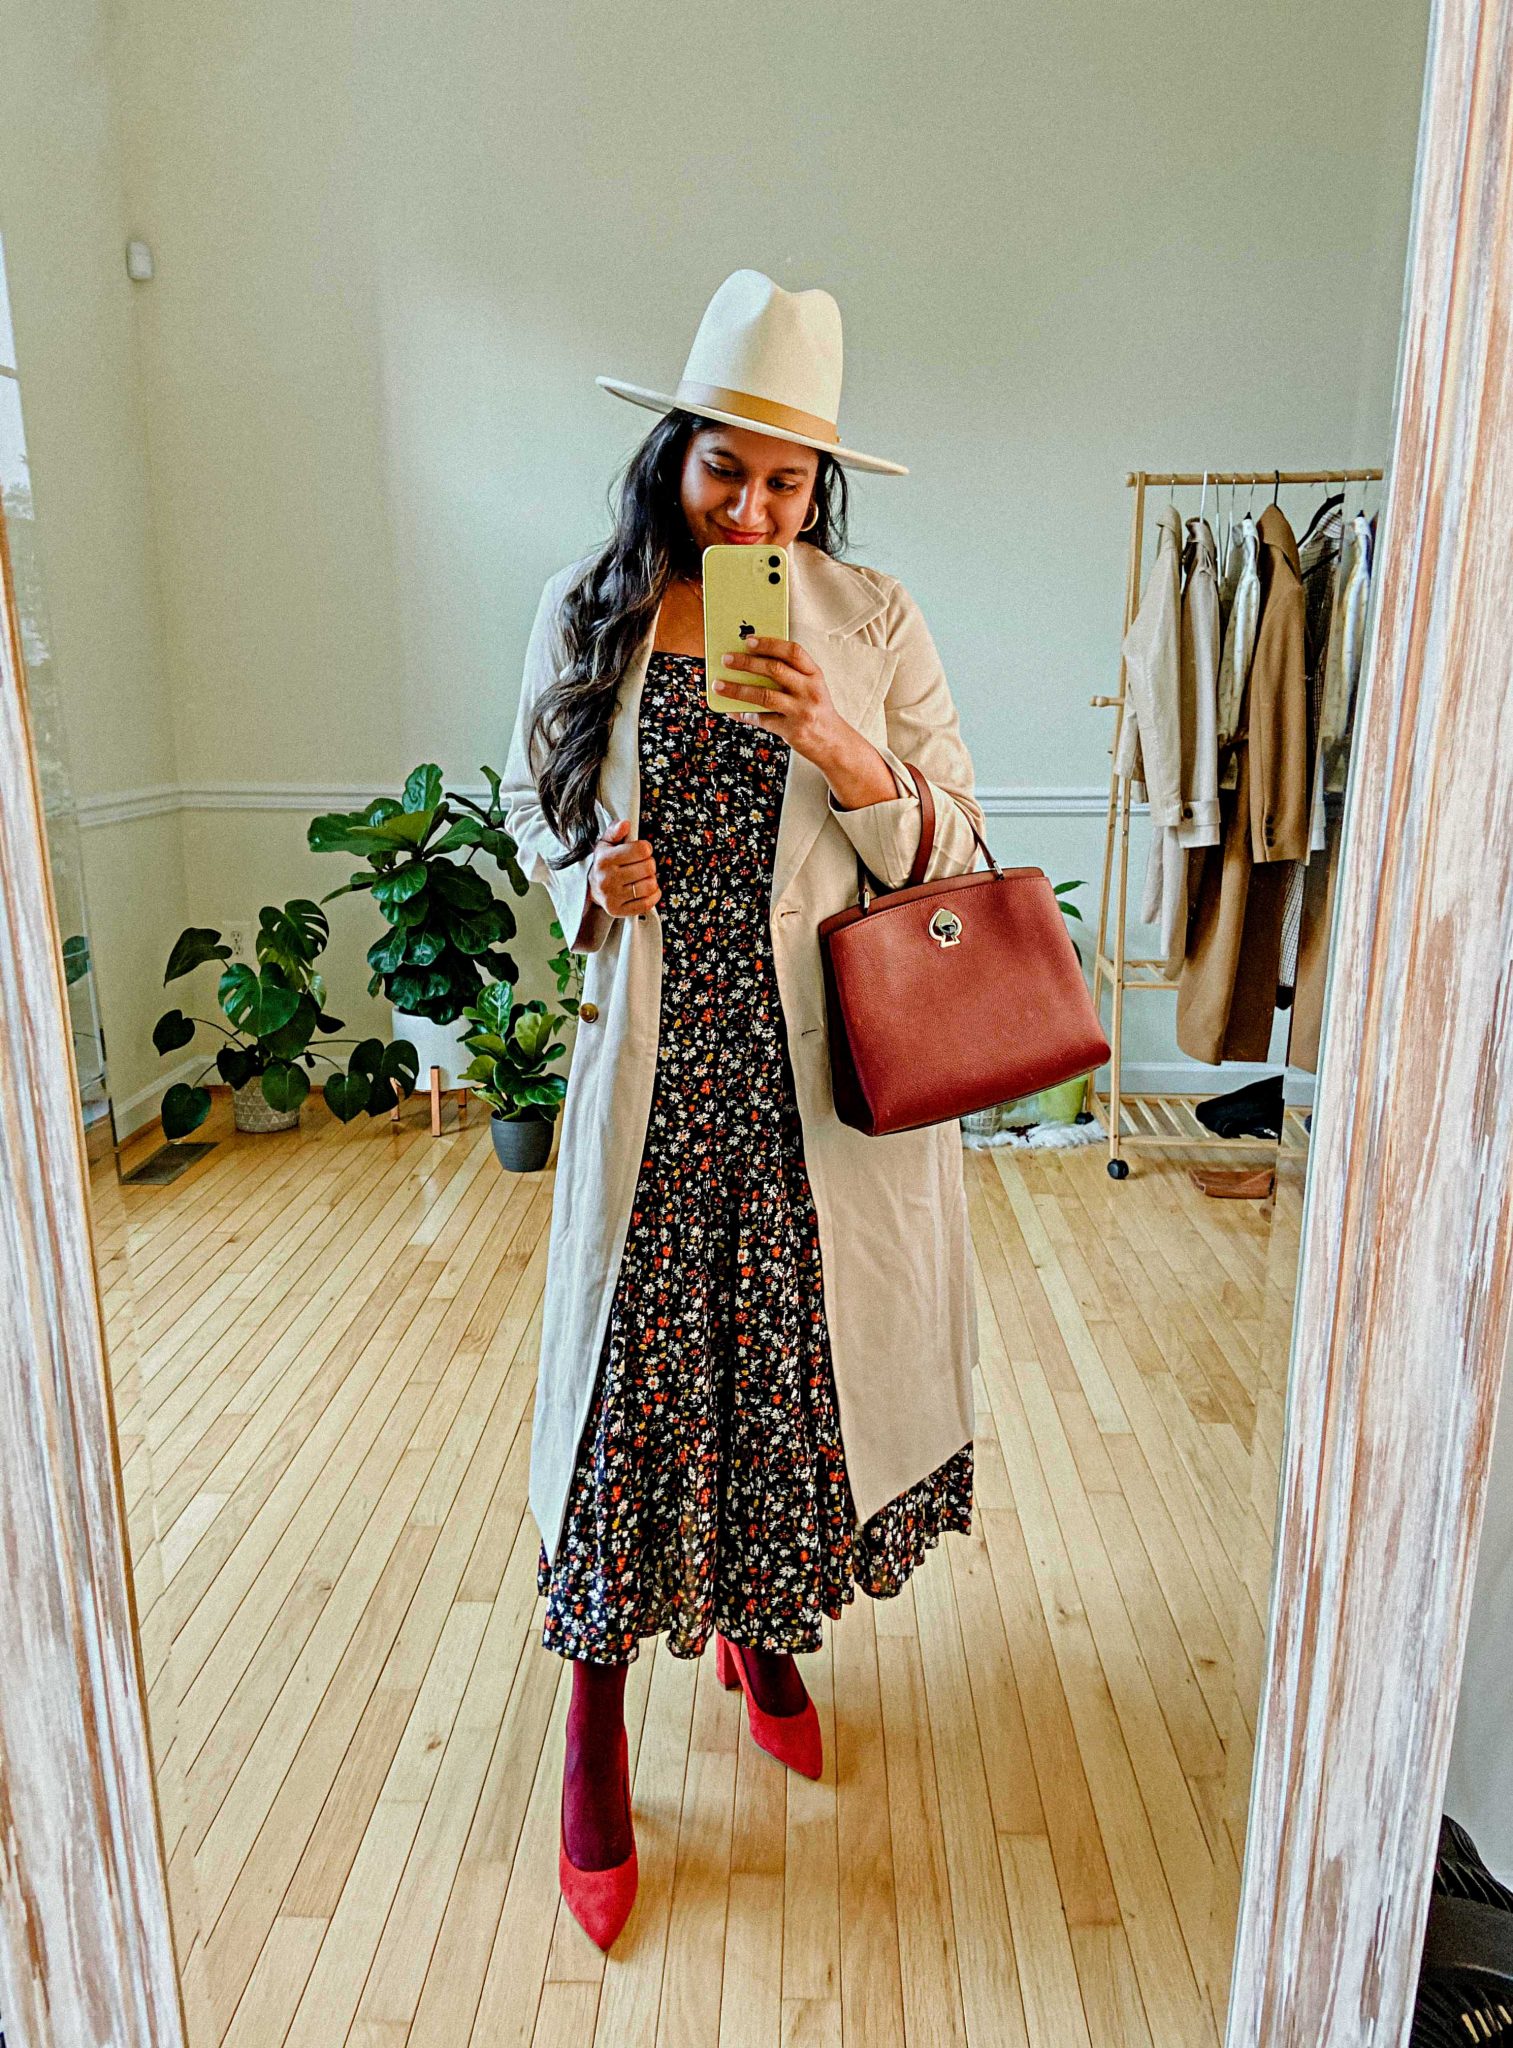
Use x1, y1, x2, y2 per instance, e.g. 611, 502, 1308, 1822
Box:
502, 540, 987, 1564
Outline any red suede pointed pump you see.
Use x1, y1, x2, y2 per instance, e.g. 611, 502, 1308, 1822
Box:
714, 1633, 823, 1780
558, 1724, 638, 1951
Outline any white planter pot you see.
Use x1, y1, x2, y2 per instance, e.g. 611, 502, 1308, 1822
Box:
392, 1008, 474, 1091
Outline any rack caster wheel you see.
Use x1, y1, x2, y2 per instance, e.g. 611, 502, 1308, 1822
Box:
1075, 1110, 1095, 1125
1107, 1158, 1130, 1180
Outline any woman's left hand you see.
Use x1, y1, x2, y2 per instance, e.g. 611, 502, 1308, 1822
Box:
717, 636, 850, 768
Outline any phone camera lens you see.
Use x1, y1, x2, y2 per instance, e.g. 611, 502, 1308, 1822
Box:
768, 571, 781, 584
767, 554, 781, 567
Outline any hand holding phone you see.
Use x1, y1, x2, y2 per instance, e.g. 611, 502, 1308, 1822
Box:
703, 543, 790, 716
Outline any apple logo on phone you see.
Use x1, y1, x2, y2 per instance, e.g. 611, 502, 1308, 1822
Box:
739, 620, 755, 639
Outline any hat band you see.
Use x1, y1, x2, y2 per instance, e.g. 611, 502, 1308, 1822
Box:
674, 379, 840, 446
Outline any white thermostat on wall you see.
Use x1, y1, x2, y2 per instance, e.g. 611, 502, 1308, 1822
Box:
125, 239, 155, 282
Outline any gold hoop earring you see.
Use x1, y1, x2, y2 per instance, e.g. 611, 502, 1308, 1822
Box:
801, 501, 820, 532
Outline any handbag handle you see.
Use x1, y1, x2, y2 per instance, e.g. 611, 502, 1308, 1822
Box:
852, 761, 1001, 910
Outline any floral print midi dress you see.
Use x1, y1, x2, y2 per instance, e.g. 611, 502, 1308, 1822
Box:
536, 648, 973, 1665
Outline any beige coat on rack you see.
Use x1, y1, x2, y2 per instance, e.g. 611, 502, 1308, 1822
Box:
1113, 505, 1220, 977
503, 542, 986, 1563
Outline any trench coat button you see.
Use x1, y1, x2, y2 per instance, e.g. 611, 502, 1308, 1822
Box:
580, 1001, 599, 1022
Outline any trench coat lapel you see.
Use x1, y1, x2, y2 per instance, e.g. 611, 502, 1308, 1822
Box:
591, 542, 897, 910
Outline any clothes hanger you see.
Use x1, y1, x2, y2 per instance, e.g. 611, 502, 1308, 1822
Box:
1299, 487, 1345, 549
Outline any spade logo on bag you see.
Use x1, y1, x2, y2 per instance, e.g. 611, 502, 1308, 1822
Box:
928, 907, 963, 948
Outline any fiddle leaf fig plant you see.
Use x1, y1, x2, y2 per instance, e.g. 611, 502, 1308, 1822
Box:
457, 980, 569, 1122
308, 763, 530, 1026
151, 900, 420, 1138
458, 916, 586, 1123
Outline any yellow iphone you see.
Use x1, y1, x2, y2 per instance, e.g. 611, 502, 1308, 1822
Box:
703, 542, 790, 716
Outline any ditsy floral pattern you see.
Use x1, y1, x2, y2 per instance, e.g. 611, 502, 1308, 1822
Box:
537, 649, 973, 1665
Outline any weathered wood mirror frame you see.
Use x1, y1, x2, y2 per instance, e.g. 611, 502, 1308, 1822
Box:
2, 0, 1511, 2039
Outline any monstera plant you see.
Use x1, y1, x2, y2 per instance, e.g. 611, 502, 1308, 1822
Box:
307, 763, 528, 1026
151, 899, 419, 1137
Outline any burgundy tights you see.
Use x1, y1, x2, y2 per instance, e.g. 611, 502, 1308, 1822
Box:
563, 1641, 810, 1869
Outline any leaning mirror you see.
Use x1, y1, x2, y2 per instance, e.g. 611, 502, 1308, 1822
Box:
0, 1, 1437, 2040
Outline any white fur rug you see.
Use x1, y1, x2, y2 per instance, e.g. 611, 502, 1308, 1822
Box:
960, 1116, 1105, 1152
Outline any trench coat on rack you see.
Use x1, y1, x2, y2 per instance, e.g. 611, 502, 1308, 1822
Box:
502, 540, 987, 1566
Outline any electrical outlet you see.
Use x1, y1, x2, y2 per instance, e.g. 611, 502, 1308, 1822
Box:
223, 921, 252, 964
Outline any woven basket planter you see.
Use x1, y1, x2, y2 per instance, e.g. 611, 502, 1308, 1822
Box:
231, 1076, 301, 1134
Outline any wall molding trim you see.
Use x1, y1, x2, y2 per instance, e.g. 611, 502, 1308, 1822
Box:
72, 780, 1130, 828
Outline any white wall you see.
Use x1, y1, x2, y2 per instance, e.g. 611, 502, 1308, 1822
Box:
0, 0, 191, 1124
4, 0, 1432, 1123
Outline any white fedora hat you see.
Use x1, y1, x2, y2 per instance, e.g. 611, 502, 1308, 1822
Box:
596, 268, 908, 477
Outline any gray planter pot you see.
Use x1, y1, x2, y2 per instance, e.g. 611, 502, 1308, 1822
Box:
232, 1075, 301, 1133
490, 1111, 554, 1173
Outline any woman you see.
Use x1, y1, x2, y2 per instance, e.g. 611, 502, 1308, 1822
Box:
501, 270, 986, 1950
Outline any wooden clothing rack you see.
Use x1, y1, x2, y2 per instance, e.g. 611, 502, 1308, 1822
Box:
1086, 466, 1384, 1179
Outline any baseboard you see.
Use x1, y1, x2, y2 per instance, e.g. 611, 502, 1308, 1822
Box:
112, 1052, 205, 1140
1109, 1060, 1316, 1106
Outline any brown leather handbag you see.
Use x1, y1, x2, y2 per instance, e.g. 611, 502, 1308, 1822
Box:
817, 762, 1112, 1137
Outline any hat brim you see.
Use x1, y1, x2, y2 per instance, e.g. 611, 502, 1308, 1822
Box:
595, 376, 908, 476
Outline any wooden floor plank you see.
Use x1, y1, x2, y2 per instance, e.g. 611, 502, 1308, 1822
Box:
101, 1111, 1286, 2047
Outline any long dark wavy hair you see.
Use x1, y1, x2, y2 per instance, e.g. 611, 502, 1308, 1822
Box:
525, 408, 852, 871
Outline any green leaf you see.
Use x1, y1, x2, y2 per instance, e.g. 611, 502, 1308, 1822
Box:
260, 1061, 310, 1113
152, 1008, 196, 1055
431, 816, 486, 854
218, 964, 301, 1037
367, 928, 409, 976
513, 1008, 553, 1059
463, 1030, 512, 1058
472, 981, 514, 1033
306, 813, 393, 856
515, 1077, 568, 1108
323, 1070, 373, 1121
310, 808, 431, 855
379, 809, 435, 847
217, 1043, 257, 1088
344, 1038, 386, 1079
402, 764, 444, 815
262, 993, 321, 1060
258, 900, 329, 971
451, 909, 506, 956
429, 862, 492, 911
372, 864, 429, 915
164, 927, 233, 982
161, 1082, 212, 1139
381, 1040, 420, 1090
63, 934, 92, 984
403, 929, 445, 966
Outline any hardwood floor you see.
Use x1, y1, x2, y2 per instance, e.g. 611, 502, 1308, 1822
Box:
104, 1093, 1290, 2047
